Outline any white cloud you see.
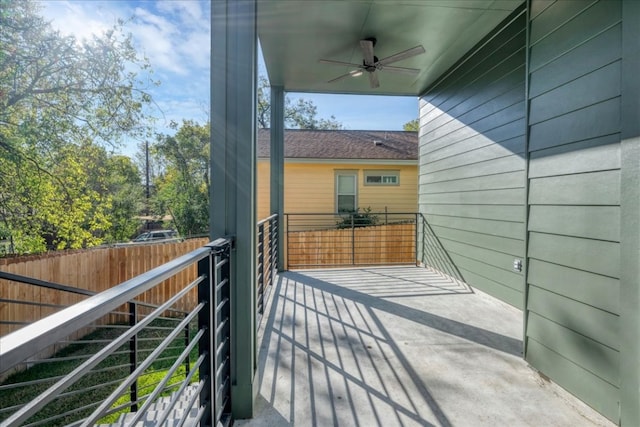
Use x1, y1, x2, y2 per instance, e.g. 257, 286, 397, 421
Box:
41, 1, 116, 42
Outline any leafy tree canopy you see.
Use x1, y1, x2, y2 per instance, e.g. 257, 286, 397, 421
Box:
403, 119, 419, 131
0, 0, 152, 253
257, 76, 343, 130
151, 120, 210, 238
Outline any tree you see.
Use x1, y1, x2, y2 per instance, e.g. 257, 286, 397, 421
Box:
152, 120, 210, 237
257, 75, 343, 129
403, 119, 419, 131
0, 0, 154, 253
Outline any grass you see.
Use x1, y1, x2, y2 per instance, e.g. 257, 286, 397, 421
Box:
0, 318, 200, 427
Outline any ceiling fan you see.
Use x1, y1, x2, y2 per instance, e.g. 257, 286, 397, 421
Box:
319, 37, 425, 88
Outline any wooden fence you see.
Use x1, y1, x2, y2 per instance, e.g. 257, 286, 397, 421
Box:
287, 223, 416, 269
0, 239, 208, 337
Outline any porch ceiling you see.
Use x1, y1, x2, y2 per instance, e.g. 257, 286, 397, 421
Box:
257, 0, 524, 96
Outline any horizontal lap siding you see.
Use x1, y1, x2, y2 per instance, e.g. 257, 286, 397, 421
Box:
526, 0, 622, 421
257, 162, 418, 216
418, 8, 527, 308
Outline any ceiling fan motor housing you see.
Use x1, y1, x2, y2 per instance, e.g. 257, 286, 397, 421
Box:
363, 56, 379, 72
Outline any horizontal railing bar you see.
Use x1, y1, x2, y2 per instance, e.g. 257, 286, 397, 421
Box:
216, 338, 229, 360
216, 278, 229, 292
0, 299, 68, 309
215, 356, 230, 381
256, 213, 278, 226
1, 276, 205, 426
0, 240, 216, 372
215, 376, 230, 409
21, 399, 102, 427
215, 298, 230, 316
216, 337, 230, 359
81, 302, 205, 426
0, 271, 96, 296
57, 377, 124, 400
215, 257, 229, 270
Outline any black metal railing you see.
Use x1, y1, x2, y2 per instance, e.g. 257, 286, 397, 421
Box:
285, 212, 420, 269
256, 214, 278, 320
0, 238, 233, 427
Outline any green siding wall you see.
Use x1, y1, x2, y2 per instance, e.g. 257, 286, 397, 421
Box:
526, 0, 622, 421
418, 8, 527, 308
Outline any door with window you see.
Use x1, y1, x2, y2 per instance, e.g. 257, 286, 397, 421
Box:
335, 172, 357, 213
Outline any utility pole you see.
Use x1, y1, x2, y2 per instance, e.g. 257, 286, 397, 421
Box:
145, 140, 150, 215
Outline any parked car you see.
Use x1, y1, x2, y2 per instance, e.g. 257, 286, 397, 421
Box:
131, 229, 182, 243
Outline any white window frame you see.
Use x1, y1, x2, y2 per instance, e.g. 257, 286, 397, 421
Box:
363, 170, 400, 186
335, 171, 358, 213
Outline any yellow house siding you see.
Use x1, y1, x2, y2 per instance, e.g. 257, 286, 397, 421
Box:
257, 161, 271, 220
257, 160, 417, 219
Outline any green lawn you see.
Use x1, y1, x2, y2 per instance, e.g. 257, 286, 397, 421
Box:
0, 319, 200, 426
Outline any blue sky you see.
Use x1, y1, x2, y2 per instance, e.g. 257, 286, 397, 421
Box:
40, 1, 418, 157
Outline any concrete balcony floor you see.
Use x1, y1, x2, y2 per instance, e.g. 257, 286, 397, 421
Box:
238, 266, 613, 427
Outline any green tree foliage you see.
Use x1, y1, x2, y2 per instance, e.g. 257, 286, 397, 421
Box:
257, 75, 343, 129
152, 120, 209, 237
403, 118, 419, 131
0, 0, 151, 253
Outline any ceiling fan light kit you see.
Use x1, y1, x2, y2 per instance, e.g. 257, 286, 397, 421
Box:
320, 37, 425, 88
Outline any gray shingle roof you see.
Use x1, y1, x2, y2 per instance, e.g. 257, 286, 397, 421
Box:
257, 129, 418, 160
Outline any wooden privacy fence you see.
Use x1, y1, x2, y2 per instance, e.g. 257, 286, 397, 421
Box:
0, 239, 208, 337
287, 222, 417, 269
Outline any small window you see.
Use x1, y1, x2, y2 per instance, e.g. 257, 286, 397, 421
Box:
336, 172, 357, 213
364, 170, 399, 186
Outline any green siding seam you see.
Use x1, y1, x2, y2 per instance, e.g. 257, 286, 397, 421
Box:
419, 160, 525, 182
524, 230, 620, 245
431, 228, 524, 252
527, 256, 620, 281
421, 77, 525, 136
421, 116, 526, 154
527, 282, 621, 317
458, 267, 523, 295
525, 336, 620, 389
530, 0, 555, 20
529, 0, 599, 47
529, 57, 621, 99
530, 95, 621, 128
419, 5, 527, 99
441, 243, 525, 275
425, 214, 523, 225
426, 45, 526, 116
529, 21, 622, 74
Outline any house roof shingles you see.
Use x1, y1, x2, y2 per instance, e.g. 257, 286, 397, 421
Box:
257, 129, 418, 161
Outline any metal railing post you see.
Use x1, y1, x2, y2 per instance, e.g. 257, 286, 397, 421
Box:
198, 250, 214, 426
415, 213, 419, 266
270, 216, 278, 281
258, 223, 265, 315
351, 213, 355, 265
129, 302, 138, 412
184, 312, 191, 379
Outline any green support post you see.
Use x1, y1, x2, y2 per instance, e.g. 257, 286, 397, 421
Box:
211, 0, 257, 420
270, 85, 285, 271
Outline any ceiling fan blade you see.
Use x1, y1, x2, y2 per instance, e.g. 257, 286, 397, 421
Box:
328, 69, 363, 83
377, 45, 425, 66
360, 39, 375, 65
378, 65, 421, 75
319, 59, 364, 68
368, 71, 380, 88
